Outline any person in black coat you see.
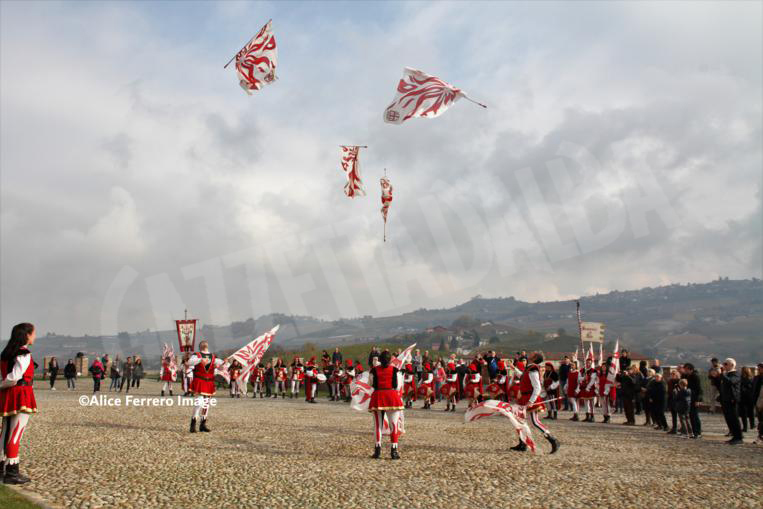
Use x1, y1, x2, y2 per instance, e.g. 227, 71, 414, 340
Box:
681, 363, 703, 438
666, 369, 681, 434
63, 359, 77, 390
753, 363, 763, 442
738, 367, 755, 433
646, 371, 668, 430
617, 366, 638, 425
715, 358, 743, 444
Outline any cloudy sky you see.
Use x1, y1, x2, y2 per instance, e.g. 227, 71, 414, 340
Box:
1, 1, 761, 336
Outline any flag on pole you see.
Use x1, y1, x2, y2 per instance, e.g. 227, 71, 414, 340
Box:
606, 339, 620, 386
380, 174, 393, 241
598, 342, 604, 365
587, 343, 595, 364
340, 146, 365, 198
232, 20, 278, 94
383, 68, 486, 124
391, 343, 416, 370
215, 325, 280, 383
572, 348, 578, 365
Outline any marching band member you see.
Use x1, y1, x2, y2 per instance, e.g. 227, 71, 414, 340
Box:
343, 360, 355, 402
160, 354, 176, 397
443, 362, 459, 412
331, 361, 344, 402
229, 362, 241, 398
186, 340, 225, 433
304, 357, 318, 404
182, 354, 193, 397
252, 363, 265, 398
464, 363, 483, 407
543, 362, 560, 420
511, 353, 560, 454
274, 358, 288, 398
403, 363, 417, 409
577, 358, 598, 422
368, 351, 404, 460
0, 323, 37, 484
418, 363, 435, 410
506, 360, 522, 403
566, 361, 581, 421
290, 357, 303, 399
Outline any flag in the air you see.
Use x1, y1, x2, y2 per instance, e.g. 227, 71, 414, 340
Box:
383, 68, 485, 124
340, 146, 365, 198
380, 175, 393, 241
216, 325, 280, 383
606, 340, 620, 387
598, 343, 604, 366
390, 343, 416, 370
587, 343, 595, 364
233, 20, 278, 95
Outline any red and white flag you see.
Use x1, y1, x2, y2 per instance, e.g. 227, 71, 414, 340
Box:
598, 342, 604, 366
606, 339, 620, 386
391, 343, 416, 370
216, 325, 280, 383
340, 146, 365, 198
383, 68, 485, 124
587, 343, 595, 364
380, 175, 393, 241
233, 21, 278, 95
465, 400, 536, 452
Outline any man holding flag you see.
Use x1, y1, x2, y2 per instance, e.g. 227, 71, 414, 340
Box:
510, 352, 560, 454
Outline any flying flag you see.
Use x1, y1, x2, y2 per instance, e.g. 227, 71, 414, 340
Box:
606, 340, 620, 387
380, 173, 393, 242
339, 146, 366, 198
587, 343, 595, 365
465, 400, 536, 453
598, 342, 604, 366
216, 325, 280, 383
391, 343, 416, 370
227, 20, 278, 95
383, 67, 486, 124
572, 348, 579, 366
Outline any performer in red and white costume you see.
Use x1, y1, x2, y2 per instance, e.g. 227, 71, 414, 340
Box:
442, 362, 459, 412
229, 362, 241, 398
566, 361, 581, 421
0, 323, 37, 484
402, 363, 417, 409
342, 360, 355, 402
182, 354, 193, 397
511, 353, 560, 453
464, 363, 483, 407
160, 355, 176, 397
304, 357, 318, 403
186, 341, 225, 433
290, 358, 303, 399
368, 351, 404, 460
331, 361, 344, 401
418, 363, 435, 409
251, 364, 265, 398
274, 358, 288, 398
598, 359, 616, 423
576, 358, 598, 422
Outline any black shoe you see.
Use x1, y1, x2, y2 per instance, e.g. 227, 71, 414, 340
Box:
390, 447, 400, 460
199, 420, 211, 432
3, 464, 29, 485
510, 441, 527, 452
451, 406, 456, 412
161, 390, 165, 397
190, 418, 197, 433
667, 429, 677, 435
603, 415, 610, 424
169, 390, 173, 396
546, 435, 560, 454
726, 438, 743, 445
371, 445, 381, 459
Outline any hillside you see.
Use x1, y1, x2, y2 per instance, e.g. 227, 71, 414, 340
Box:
35, 278, 762, 367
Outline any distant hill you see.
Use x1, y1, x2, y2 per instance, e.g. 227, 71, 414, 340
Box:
35, 278, 762, 368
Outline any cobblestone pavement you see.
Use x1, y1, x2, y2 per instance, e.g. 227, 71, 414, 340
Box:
12, 380, 763, 508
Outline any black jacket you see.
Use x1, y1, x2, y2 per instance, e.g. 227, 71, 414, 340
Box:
682, 371, 703, 403
647, 379, 666, 410
719, 371, 740, 406
64, 363, 77, 378
617, 373, 637, 399
753, 374, 763, 407
739, 377, 754, 406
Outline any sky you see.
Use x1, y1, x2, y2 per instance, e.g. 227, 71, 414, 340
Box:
1, 1, 761, 336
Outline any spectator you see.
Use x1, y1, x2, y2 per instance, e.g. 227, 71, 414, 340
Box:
646, 370, 667, 430
412, 349, 422, 380
321, 350, 331, 370
753, 363, 763, 443
132, 357, 144, 389
120, 357, 133, 393
455, 360, 468, 400
675, 379, 693, 438
332, 347, 342, 365
558, 357, 571, 410
48, 357, 59, 391
640, 367, 653, 426
666, 369, 681, 434
631, 366, 644, 416
652, 359, 662, 374
483, 351, 497, 381
109, 356, 121, 392
739, 366, 755, 433
63, 359, 77, 390
617, 366, 638, 425
681, 363, 703, 438
89, 358, 104, 393
707, 357, 723, 414
619, 350, 632, 372
716, 358, 742, 444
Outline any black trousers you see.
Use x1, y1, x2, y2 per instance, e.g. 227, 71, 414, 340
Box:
722, 401, 743, 440
738, 403, 755, 430
623, 397, 635, 424
653, 408, 668, 429
93, 377, 101, 392
670, 408, 677, 430
49, 373, 57, 388
689, 404, 702, 435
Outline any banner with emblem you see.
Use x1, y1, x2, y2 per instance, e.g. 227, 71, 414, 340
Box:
580, 321, 605, 343
340, 146, 366, 198
175, 319, 198, 353
228, 20, 278, 95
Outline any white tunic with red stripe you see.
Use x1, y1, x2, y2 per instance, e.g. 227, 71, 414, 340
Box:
0, 347, 38, 416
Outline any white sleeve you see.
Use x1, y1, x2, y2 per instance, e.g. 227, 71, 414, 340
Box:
529, 370, 542, 404
186, 355, 202, 368
550, 380, 559, 390
0, 354, 31, 388
586, 371, 598, 391
214, 358, 225, 368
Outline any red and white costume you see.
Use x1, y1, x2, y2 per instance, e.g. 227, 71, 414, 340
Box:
331, 364, 345, 401
464, 364, 483, 403
342, 360, 355, 402
441, 363, 459, 411
304, 359, 318, 402
186, 351, 225, 429
598, 365, 616, 419
0, 346, 37, 467
515, 361, 558, 447
160, 358, 176, 396
403, 364, 417, 407
368, 364, 404, 453
566, 366, 581, 418
251, 366, 265, 397
576, 362, 598, 420
290, 362, 303, 398
275, 365, 288, 397
417, 365, 435, 408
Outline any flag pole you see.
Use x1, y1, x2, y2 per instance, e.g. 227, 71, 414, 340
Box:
383, 168, 388, 243
224, 19, 272, 69
339, 145, 368, 148
462, 94, 488, 109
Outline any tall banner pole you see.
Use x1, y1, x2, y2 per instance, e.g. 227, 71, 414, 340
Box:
576, 300, 584, 356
